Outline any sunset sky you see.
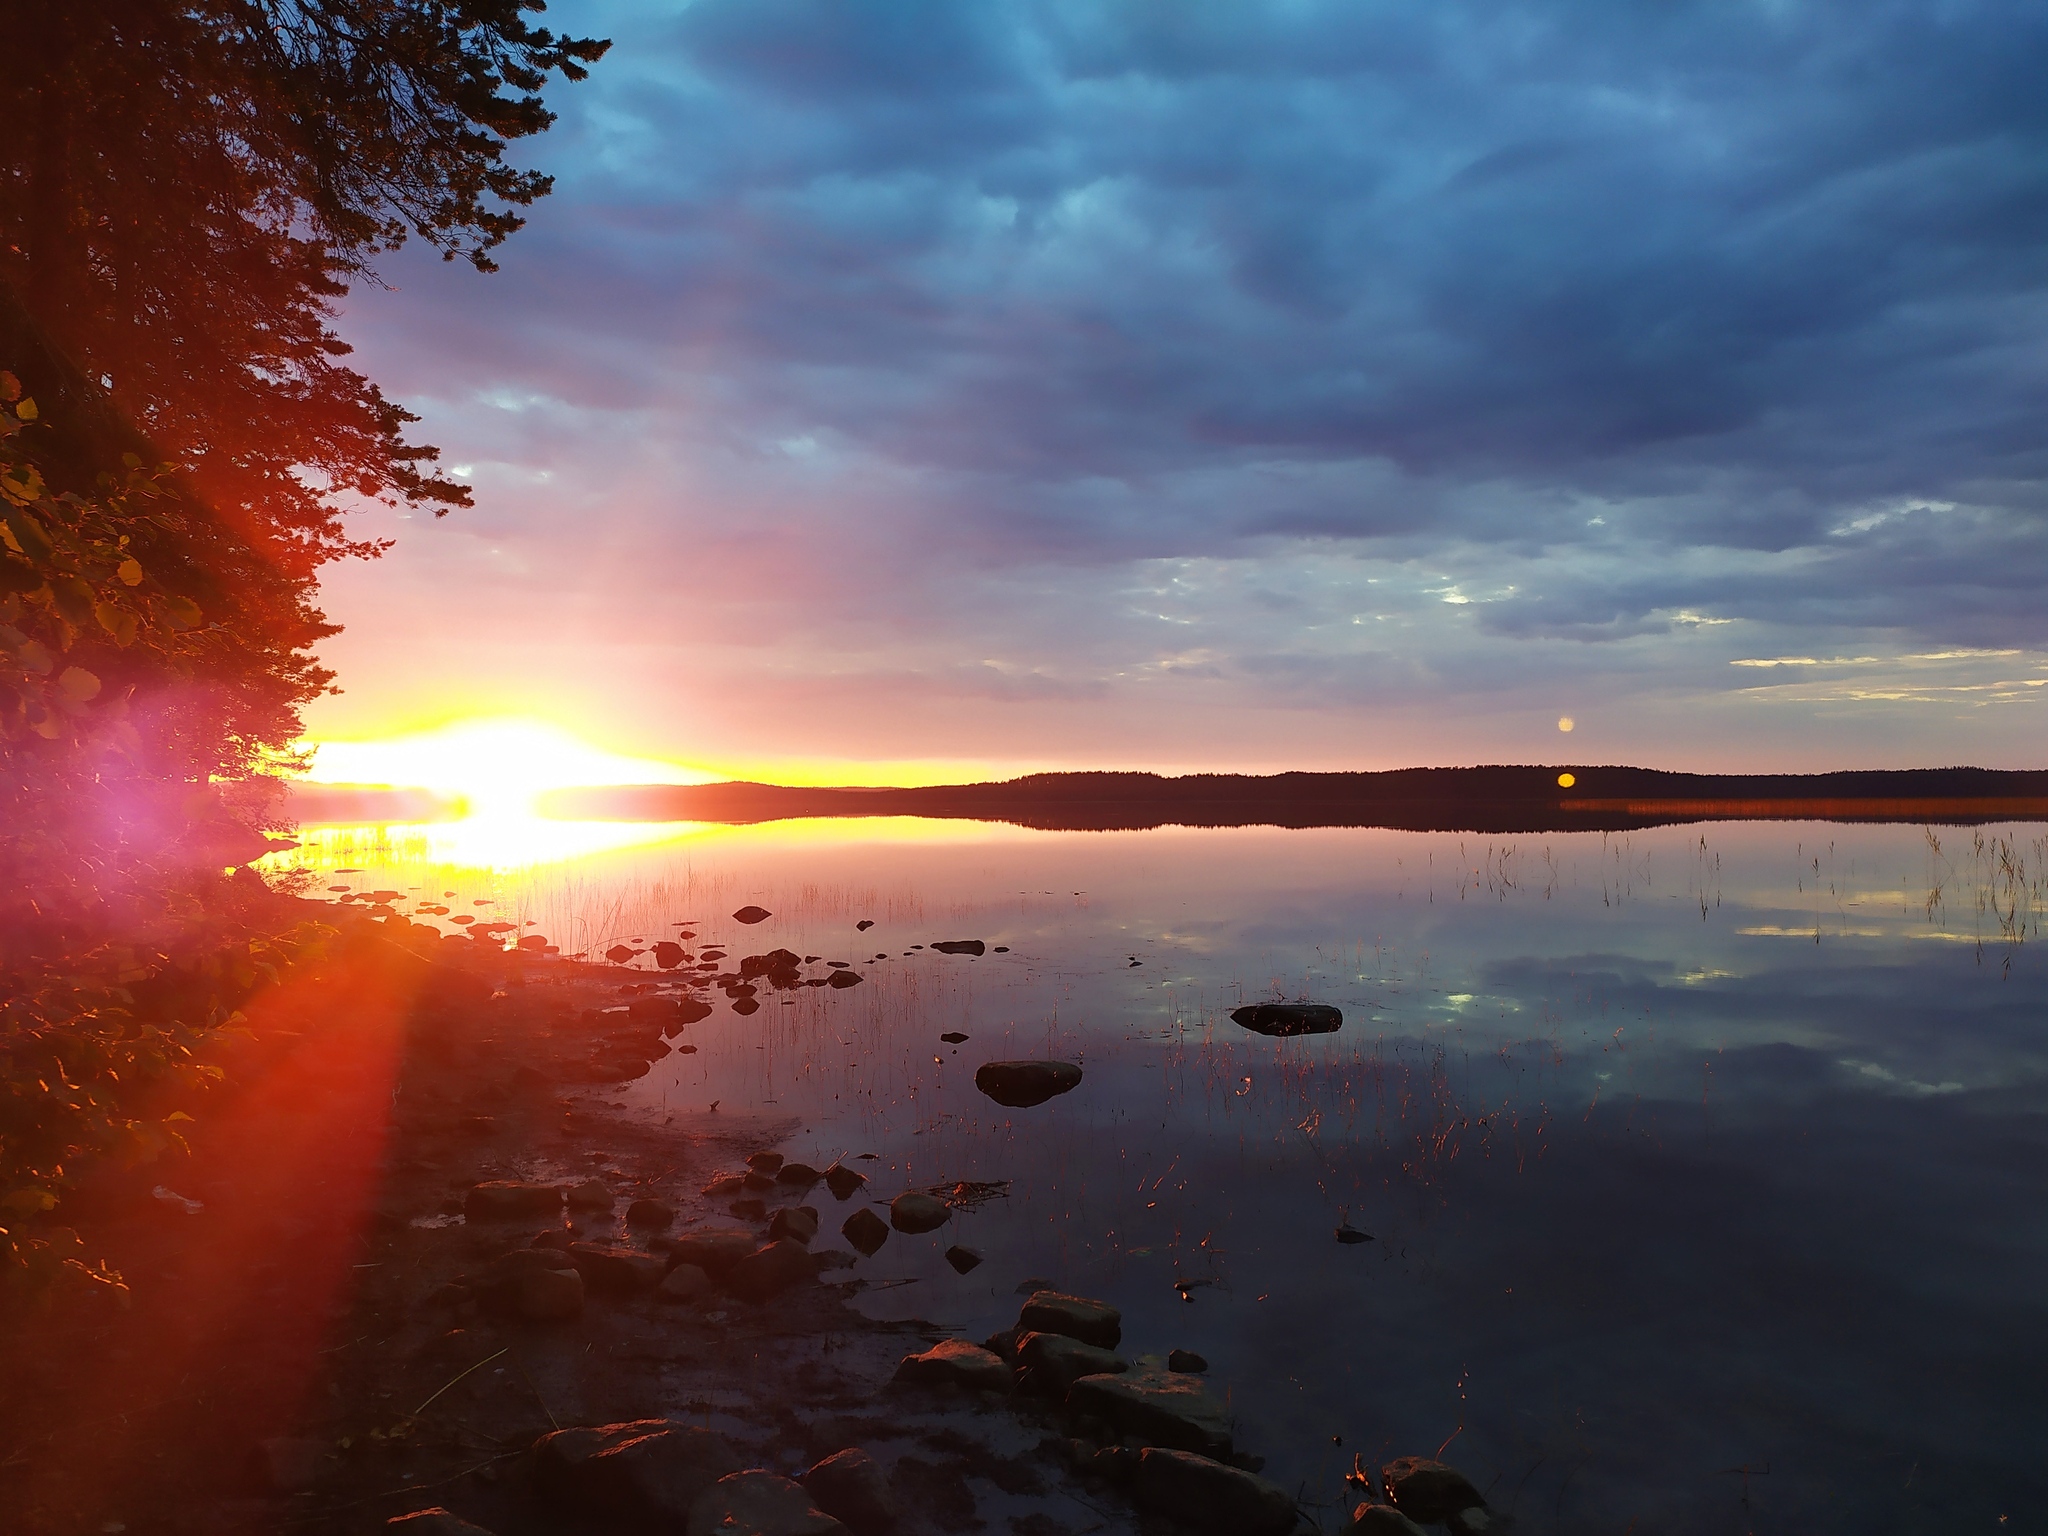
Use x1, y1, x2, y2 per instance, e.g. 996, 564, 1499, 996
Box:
308, 0, 2048, 785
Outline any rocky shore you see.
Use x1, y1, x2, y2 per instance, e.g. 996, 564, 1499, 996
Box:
0, 916, 1510, 1536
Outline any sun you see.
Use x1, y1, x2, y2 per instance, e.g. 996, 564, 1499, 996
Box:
301, 718, 715, 818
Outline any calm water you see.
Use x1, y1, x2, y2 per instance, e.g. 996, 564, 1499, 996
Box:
271, 816, 2048, 1533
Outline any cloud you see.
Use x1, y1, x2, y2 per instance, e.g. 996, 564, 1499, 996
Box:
321, 0, 2048, 770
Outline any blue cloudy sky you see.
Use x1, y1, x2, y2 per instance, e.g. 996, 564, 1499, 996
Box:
315, 0, 2048, 778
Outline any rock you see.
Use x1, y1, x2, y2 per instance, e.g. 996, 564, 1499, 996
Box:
733, 905, 773, 924
810, 1247, 858, 1272
768, 1205, 820, 1245
1348, 1505, 1430, 1536
532, 1228, 574, 1250
733, 997, 761, 1015
930, 939, 985, 955
1089, 1444, 1138, 1482
656, 1263, 713, 1303
703, 1174, 748, 1197
893, 1339, 1011, 1393
889, 1191, 950, 1233
1018, 1290, 1122, 1348
856, 919, 873, 930
1382, 1458, 1486, 1523
464, 1181, 561, 1220
653, 1227, 758, 1273
1066, 1366, 1231, 1456
944, 1245, 982, 1274
725, 1239, 816, 1302
605, 944, 637, 963
801, 1448, 899, 1536
386, 1511, 496, 1535
776, 1161, 822, 1188
743, 1169, 778, 1192
674, 998, 713, 1027
258, 1435, 327, 1493
652, 941, 686, 969
841, 1208, 889, 1256
823, 1164, 867, 1200
974, 1060, 1083, 1108
534, 1421, 742, 1531
1336, 1223, 1374, 1245
689, 1471, 848, 1536
1230, 1002, 1342, 1036
567, 1242, 667, 1293
748, 1151, 785, 1173
983, 1326, 1020, 1361
1016, 1330, 1127, 1394
730, 1197, 768, 1221
825, 969, 863, 988
1167, 1349, 1209, 1373
939, 1031, 970, 1044
625, 1198, 676, 1229
1134, 1448, 1297, 1536
516, 1265, 585, 1322
566, 1178, 614, 1211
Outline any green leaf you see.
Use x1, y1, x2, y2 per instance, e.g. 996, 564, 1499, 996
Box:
162, 594, 202, 629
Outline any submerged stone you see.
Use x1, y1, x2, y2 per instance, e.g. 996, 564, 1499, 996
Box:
1230, 1002, 1343, 1036
974, 1060, 1083, 1108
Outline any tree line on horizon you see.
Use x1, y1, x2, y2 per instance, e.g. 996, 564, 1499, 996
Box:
0, 1, 605, 1292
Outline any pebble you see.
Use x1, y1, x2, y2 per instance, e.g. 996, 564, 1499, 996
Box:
732, 906, 773, 924
1016, 1330, 1127, 1394
1134, 1448, 1298, 1536
801, 1447, 899, 1536
768, 1205, 820, 1245
888, 1191, 950, 1233
748, 1152, 785, 1173
822, 1164, 867, 1201
1381, 1458, 1488, 1523
689, 1471, 848, 1536
515, 1265, 585, 1322
724, 1239, 816, 1302
625, 1198, 676, 1229
1167, 1349, 1209, 1373
652, 1227, 758, 1273
566, 1178, 614, 1211
1018, 1289, 1122, 1349
1066, 1365, 1232, 1457
567, 1242, 667, 1293
892, 1339, 1012, 1393
944, 1245, 982, 1274
776, 1162, 822, 1188
656, 1263, 713, 1303
533, 1421, 740, 1526
840, 1208, 889, 1256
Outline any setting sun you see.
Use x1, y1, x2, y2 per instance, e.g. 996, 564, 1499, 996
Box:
302, 719, 715, 818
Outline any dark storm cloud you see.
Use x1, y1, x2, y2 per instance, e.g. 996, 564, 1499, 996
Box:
329, 0, 2048, 765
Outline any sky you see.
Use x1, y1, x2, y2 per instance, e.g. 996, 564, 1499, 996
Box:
308, 0, 2048, 784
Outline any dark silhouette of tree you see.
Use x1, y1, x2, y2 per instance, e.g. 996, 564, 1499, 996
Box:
4, 0, 608, 574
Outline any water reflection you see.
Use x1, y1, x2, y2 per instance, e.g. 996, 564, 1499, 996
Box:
265, 816, 2047, 1531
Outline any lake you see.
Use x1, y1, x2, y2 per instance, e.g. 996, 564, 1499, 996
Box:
267, 813, 2048, 1533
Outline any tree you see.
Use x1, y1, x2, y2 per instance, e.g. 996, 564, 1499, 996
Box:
3, 0, 609, 574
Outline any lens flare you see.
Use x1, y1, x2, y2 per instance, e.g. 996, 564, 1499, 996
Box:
1557, 716, 1575, 732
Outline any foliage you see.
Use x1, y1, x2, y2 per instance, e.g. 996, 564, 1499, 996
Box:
4, 1, 609, 573
0, 373, 342, 1294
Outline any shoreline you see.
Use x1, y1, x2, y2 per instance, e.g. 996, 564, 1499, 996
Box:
0, 916, 1494, 1535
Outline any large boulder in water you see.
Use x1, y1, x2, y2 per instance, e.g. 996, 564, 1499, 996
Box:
974, 1060, 1082, 1108
1230, 1002, 1342, 1036
1134, 1448, 1297, 1536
